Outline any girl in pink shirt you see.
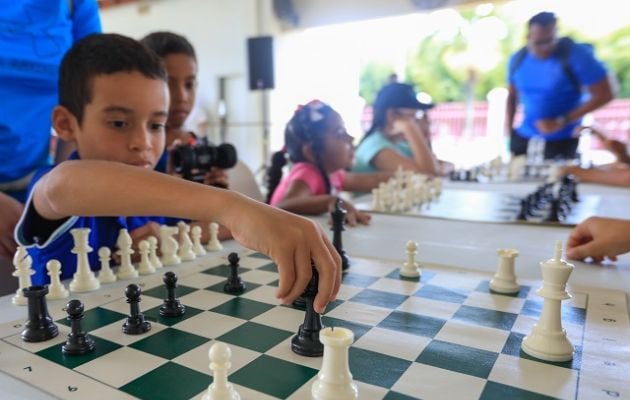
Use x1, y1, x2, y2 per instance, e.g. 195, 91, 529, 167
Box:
267, 100, 390, 225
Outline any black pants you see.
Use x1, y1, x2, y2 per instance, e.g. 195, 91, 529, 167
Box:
510, 130, 579, 160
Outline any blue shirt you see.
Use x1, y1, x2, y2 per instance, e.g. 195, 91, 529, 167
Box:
15, 152, 176, 285
353, 130, 413, 173
509, 42, 607, 141
0, 1, 101, 186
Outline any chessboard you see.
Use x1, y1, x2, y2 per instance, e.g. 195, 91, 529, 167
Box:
0, 249, 627, 400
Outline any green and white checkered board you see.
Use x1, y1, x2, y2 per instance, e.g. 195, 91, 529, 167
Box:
0, 250, 627, 400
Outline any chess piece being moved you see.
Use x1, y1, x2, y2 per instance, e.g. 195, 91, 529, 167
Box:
177, 221, 196, 261
12, 246, 34, 306
62, 299, 95, 355
160, 272, 186, 317
331, 199, 350, 271
160, 225, 181, 266
224, 253, 246, 294
311, 327, 358, 400
400, 241, 421, 279
292, 266, 324, 357
207, 222, 223, 252
46, 260, 69, 300
489, 249, 520, 294
201, 342, 240, 400
147, 236, 163, 269
116, 228, 138, 280
191, 225, 207, 256
69, 228, 100, 292
521, 242, 575, 362
97, 247, 117, 283
122, 284, 151, 335
21, 286, 58, 342
137, 240, 156, 275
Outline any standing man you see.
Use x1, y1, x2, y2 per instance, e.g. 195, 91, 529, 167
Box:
506, 12, 613, 160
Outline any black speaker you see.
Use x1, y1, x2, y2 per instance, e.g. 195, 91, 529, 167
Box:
247, 36, 275, 90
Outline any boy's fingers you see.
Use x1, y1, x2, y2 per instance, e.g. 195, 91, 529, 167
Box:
346, 212, 357, 227
566, 240, 600, 261
283, 245, 312, 304
311, 235, 340, 314
275, 251, 296, 302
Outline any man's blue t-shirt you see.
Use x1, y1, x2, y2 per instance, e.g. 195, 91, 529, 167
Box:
14, 153, 176, 285
353, 130, 413, 173
0, 1, 101, 187
509, 42, 607, 141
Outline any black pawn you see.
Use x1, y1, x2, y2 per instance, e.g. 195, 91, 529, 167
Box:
122, 284, 151, 335
516, 199, 528, 221
544, 198, 562, 222
291, 266, 324, 357
224, 252, 246, 294
21, 286, 58, 342
331, 199, 350, 271
160, 272, 186, 317
62, 299, 95, 355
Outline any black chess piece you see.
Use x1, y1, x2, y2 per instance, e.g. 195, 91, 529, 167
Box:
21, 286, 58, 342
159, 272, 186, 317
331, 198, 350, 271
516, 199, 528, 221
544, 198, 562, 222
292, 296, 306, 310
122, 284, 151, 335
224, 252, 246, 294
62, 299, 95, 355
291, 266, 324, 357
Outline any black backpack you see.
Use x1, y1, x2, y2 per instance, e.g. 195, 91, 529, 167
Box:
510, 37, 582, 92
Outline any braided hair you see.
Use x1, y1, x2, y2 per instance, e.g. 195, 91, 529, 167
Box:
265, 100, 337, 204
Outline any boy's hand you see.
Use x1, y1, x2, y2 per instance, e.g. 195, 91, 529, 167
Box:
0, 193, 22, 259
222, 196, 341, 313
566, 216, 630, 262
129, 221, 161, 252
203, 167, 230, 189
536, 118, 563, 134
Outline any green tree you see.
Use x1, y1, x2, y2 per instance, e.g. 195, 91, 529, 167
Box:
359, 62, 395, 105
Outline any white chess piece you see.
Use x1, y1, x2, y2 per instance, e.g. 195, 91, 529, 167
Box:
400, 240, 421, 279
69, 228, 100, 292
177, 221, 196, 261
311, 327, 358, 400
371, 188, 382, 212
46, 260, 69, 300
116, 229, 138, 280
489, 249, 520, 294
97, 247, 117, 283
202, 342, 240, 400
206, 222, 223, 252
137, 240, 156, 275
521, 241, 575, 362
160, 225, 181, 266
191, 225, 207, 256
12, 246, 34, 306
147, 236, 163, 269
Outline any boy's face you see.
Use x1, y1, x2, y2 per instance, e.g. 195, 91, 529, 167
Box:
56, 72, 169, 168
163, 53, 198, 129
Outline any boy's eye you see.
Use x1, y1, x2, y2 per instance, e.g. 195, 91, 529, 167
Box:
150, 123, 165, 132
108, 120, 128, 129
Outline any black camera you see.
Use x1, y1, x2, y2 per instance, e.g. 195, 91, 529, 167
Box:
171, 139, 238, 186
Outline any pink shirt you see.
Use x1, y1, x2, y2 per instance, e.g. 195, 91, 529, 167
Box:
270, 162, 346, 206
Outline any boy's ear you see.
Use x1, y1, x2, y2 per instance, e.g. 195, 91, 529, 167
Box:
52, 105, 79, 142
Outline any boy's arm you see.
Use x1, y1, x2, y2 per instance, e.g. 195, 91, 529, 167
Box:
342, 172, 392, 192
32, 160, 340, 312
562, 166, 630, 187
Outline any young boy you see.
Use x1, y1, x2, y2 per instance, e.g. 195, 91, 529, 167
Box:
14, 34, 340, 314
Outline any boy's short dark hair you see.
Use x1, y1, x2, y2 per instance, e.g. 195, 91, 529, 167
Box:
140, 31, 197, 60
528, 12, 557, 28
59, 33, 167, 124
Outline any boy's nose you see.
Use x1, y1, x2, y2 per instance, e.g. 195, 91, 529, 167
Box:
129, 129, 153, 151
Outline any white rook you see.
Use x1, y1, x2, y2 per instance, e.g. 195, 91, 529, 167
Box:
312, 327, 358, 400
489, 248, 519, 294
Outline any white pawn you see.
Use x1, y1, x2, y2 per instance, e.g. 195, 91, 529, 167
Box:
202, 342, 240, 400
46, 260, 69, 300
489, 249, 520, 294
12, 246, 34, 306
147, 236, 163, 269
371, 188, 382, 212
521, 241, 575, 362
69, 228, 100, 292
160, 225, 181, 266
206, 222, 223, 252
191, 226, 207, 256
312, 327, 358, 400
97, 247, 117, 283
137, 240, 156, 275
177, 221, 196, 261
400, 240, 421, 279
116, 229, 138, 280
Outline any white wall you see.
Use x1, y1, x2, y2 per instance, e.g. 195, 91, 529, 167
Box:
100, 0, 278, 173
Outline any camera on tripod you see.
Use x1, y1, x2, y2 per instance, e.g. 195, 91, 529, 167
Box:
171, 139, 238, 186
